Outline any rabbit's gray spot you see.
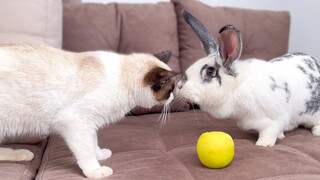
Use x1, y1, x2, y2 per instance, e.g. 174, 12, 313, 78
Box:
282, 54, 294, 59
303, 58, 316, 71
297, 56, 320, 115
200, 64, 221, 85
270, 58, 284, 63
269, 76, 280, 91
304, 76, 320, 114
269, 77, 291, 103
297, 65, 307, 74
225, 66, 237, 77
215, 63, 222, 85
284, 82, 291, 103
292, 52, 308, 56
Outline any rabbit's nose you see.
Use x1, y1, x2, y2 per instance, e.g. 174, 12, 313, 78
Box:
177, 74, 188, 89
177, 81, 184, 89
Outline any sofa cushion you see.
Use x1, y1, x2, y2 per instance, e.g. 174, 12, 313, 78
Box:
0, 140, 48, 180
172, 0, 290, 72
0, 0, 62, 48
63, 3, 119, 52
117, 2, 180, 73
63, 2, 180, 73
36, 111, 320, 179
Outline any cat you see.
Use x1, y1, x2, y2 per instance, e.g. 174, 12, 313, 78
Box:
0, 44, 176, 178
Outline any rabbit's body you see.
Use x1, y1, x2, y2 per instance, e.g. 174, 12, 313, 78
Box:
229, 54, 319, 137
177, 11, 320, 147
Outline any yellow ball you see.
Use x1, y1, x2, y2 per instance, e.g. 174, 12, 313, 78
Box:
197, 131, 234, 168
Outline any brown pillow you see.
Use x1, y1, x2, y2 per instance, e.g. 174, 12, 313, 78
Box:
172, 0, 290, 72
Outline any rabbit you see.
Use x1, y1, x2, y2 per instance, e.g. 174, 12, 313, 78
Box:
176, 10, 320, 147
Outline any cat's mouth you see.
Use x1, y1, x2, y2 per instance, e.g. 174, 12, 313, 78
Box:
164, 92, 174, 105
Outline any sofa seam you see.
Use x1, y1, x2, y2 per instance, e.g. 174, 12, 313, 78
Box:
157, 131, 195, 180
35, 136, 55, 180
115, 3, 122, 52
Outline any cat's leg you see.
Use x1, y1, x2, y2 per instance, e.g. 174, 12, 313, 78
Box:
93, 132, 112, 161
0, 148, 34, 161
58, 123, 113, 179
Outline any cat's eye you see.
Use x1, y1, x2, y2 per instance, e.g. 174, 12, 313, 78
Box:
161, 79, 168, 85
152, 84, 161, 91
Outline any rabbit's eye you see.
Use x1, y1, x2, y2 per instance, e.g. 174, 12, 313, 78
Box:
200, 64, 218, 83
206, 67, 215, 77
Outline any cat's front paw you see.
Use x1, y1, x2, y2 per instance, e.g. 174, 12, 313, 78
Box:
13, 149, 34, 161
84, 166, 113, 179
96, 148, 112, 161
255, 138, 276, 147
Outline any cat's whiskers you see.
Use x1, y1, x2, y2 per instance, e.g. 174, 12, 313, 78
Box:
199, 108, 212, 124
191, 103, 200, 127
176, 96, 187, 112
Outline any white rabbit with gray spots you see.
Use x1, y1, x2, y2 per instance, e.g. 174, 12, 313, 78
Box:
176, 11, 320, 147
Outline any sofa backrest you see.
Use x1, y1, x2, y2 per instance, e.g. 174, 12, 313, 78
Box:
63, 0, 290, 73
63, 2, 181, 73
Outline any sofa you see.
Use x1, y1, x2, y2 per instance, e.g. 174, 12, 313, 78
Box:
1, 0, 320, 179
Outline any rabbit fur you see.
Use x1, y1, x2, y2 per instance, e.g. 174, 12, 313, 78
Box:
176, 11, 320, 147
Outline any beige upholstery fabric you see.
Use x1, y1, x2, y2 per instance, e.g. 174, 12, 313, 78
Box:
0, 0, 62, 48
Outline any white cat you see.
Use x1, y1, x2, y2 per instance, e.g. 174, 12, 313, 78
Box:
176, 11, 320, 147
0, 44, 175, 178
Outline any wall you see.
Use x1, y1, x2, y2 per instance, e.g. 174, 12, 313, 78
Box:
82, 0, 320, 59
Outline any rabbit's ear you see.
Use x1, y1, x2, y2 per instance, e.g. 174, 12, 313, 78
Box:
183, 10, 218, 56
218, 25, 242, 68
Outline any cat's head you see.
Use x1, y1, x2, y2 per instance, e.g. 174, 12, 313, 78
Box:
123, 51, 177, 108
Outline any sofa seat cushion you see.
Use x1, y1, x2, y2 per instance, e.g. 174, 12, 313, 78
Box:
36, 111, 320, 179
172, 0, 290, 72
0, 140, 48, 180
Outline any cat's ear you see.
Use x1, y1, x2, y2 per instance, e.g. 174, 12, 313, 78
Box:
154, 50, 172, 64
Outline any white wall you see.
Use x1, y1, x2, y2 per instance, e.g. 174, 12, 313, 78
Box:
82, 0, 320, 59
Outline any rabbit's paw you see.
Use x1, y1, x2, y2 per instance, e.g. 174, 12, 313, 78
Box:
255, 137, 276, 147
312, 125, 320, 136
277, 132, 285, 140
96, 148, 112, 161
84, 166, 113, 179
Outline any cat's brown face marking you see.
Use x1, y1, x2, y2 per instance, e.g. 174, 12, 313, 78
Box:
143, 67, 176, 101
